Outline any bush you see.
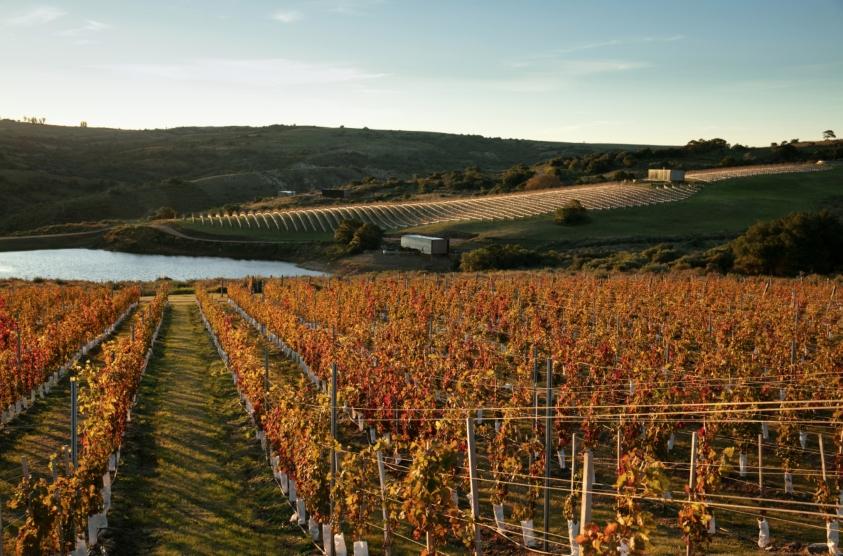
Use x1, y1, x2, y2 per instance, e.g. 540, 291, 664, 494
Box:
555, 200, 590, 225
333, 219, 382, 254
523, 172, 562, 191
348, 223, 383, 254
334, 219, 364, 244
460, 244, 544, 271
731, 210, 843, 275
500, 164, 534, 191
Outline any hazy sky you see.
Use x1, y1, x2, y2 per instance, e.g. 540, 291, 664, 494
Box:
2, 0, 841, 145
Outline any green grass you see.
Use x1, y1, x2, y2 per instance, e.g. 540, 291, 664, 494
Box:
407, 166, 843, 249
100, 296, 311, 555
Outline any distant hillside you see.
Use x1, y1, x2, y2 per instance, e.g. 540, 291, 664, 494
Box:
246, 137, 843, 210
0, 120, 654, 232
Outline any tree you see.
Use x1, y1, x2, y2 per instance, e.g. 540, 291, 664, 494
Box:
731, 210, 843, 275
500, 164, 534, 191
555, 199, 590, 225
80, 121, 88, 128
347, 223, 383, 253
771, 142, 799, 162
823, 129, 836, 140
333, 219, 382, 254
334, 219, 364, 244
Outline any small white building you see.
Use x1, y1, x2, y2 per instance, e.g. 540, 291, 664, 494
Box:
647, 168, 685, 182
400, 234, 449, 255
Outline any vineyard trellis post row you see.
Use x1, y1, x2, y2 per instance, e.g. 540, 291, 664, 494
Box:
570, 433, 577, 496
542, 357, 554, 551
329, 362, 337, 556
375, 451, 392, 556
532, 346, 539, 423
466, 417, 482, 556
264, 347, 271, 462
70, 377, 79, 467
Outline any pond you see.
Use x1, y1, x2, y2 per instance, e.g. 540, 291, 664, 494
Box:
0, 249, 324, 282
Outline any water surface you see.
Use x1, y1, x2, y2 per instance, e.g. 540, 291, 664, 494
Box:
0, 249, 323, 281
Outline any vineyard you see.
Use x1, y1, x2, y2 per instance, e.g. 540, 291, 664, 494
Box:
1, 272, 841, 555
205, 272, 840, 555
1, 283, 167, 555
186, 163, 823, 234
1, 282, 140, 423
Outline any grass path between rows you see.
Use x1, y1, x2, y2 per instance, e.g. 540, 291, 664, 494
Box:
100, 295, 312, 555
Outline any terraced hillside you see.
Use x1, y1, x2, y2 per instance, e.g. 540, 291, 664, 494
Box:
188, 163, 823, 233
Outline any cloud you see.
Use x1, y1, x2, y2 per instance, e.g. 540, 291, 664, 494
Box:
558, 34, 684, 54
473, 59, 650, 93
271, 10, 302, 23
323, 0, 385, 15
59, 19, 111, 37
94, 58, 386, 87
4, 5, 66, 26
507, 35, 684, 68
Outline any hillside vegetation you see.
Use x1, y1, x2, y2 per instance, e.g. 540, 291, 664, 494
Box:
0, 120, 649, 232
247, 137, 843, 210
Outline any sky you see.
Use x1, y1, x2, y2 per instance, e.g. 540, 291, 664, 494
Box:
1, 0, 842, 146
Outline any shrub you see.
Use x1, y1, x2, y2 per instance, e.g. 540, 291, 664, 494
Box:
460, 244, 544, 271
523, 172, 562, 191
333, 219, 382, 254
500, 164, 534, 191
334, 219, 364, 244
731, 210, 843, 275
555, 200, 590, 225
347, 223, 383, 254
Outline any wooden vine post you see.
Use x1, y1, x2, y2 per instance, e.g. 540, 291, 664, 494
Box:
376, 451, 392, 556
819, 433, 827, 481
466, 417, 482, 556
70, 377, 79, 467
686, 431, 698, 556
579, 450, 594, 531
532, 346, 540, 423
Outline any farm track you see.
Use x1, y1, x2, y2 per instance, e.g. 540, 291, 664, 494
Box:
0, 300, 144, 555
99, 295, 309, 555
190, 163, 825, 234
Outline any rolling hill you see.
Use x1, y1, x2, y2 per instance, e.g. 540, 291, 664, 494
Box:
0, 120, 654, 232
